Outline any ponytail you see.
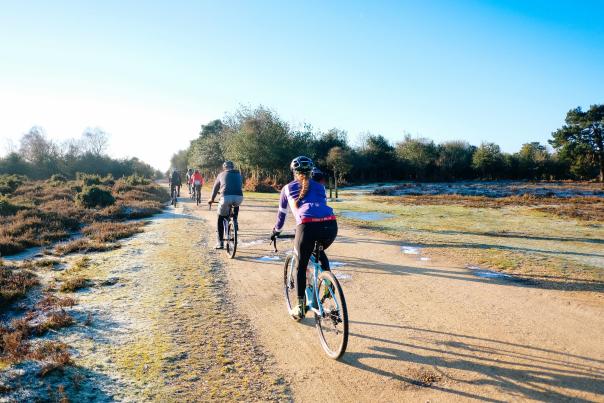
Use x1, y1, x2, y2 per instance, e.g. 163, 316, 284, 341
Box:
295, 172, 310, 208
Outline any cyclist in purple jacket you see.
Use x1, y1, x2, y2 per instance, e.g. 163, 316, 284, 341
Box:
271, 156, 338, 319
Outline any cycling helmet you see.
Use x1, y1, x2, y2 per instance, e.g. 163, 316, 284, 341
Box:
290, 156, 314, 173
223, 160, 235, 170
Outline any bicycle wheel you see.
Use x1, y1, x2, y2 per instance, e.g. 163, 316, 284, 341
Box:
171, 189, 177, 206
283, 255, 301, 322
196, 189, 201, 206
315, 271, 348, 359
226, 219, 237, 258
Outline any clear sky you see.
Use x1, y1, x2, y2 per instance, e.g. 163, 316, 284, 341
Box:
1, 0, 602, 170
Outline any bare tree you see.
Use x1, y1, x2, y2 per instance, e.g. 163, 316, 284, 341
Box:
19, 126, 58, 163
82, 127, 109, 156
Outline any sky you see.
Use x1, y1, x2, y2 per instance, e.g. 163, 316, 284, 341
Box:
1, 0, 602, 170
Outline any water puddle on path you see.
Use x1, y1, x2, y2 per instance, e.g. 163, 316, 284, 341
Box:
340, 211, 395, 221
466, 265, 512, 279
401, 246, 421, 255
255, 256, 282, 263
334, 272, 352, 281
239, 239, 266, 248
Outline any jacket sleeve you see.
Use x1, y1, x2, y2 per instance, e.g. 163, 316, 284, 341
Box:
274, 187, 289, 231
211, 174, 221, 201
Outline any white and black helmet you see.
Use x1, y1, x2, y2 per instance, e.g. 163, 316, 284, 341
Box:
290, 156, 314, 173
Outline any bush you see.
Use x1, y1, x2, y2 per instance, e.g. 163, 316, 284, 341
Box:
49, 174, 67, 183
76, 173, 101, 186
76, 186, 115, 208
0, 175, 26, 195
0, 196, 20, 216
243, 177, 279, 193
122, 174, 150, 186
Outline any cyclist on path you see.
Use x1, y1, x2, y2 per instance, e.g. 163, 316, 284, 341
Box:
186, 168, 194, 195
190, 169, 205, 201
271, 156, 338, 319
169, 169, 182, 197
209, 161, 243, 249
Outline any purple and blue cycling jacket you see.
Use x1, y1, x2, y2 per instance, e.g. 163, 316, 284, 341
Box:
274, 179, 335, 231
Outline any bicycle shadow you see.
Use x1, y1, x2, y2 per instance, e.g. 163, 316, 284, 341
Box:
339, 321, 604, 402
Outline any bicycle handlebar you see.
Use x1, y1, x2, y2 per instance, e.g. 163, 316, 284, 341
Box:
270, 233, 295, 252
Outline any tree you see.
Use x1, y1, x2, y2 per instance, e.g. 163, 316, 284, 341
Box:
188, 119, 227, 174
82, 127, 109, 156
516, 142, 551, 179
225, 106, 293, 183
436, 141, 475, 180
20, 127, 57, 164
472, 142, 505, 179
550, 105, 604, 181
395, 135, 438, 180
170, 149, 189, 173
326, 146, 352, 186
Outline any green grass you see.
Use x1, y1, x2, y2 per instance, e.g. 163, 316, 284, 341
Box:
333, 196, 604, 291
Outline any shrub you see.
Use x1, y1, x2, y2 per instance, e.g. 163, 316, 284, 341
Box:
0, 175, 26, 195
76, 186, 115, 208
0, 196, 20, 216
76, 173, 101, 186
49, 174, 67, 183
123, 174, 150, 186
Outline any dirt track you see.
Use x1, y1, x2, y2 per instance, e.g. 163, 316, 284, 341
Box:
194, 191, 604, 402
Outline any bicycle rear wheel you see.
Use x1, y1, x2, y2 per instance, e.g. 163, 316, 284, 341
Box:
196, 190, 201, 206
315, 271, 348, 359
283, 255, 302, 321
225, 220, 237, 258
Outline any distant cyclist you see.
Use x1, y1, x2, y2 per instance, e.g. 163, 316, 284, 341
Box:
190, 169, 205, 201
311, 167, 328, 186
271, 156, 337, 319
169, 169, 182, 197
186, 168, 194, 195
208, 161, 243, 249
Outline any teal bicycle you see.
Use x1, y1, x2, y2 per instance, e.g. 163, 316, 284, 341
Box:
272, 234, 348, 359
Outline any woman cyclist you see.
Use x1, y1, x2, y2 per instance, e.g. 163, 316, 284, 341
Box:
271, 156, 337, 319
190, 169, 204, 202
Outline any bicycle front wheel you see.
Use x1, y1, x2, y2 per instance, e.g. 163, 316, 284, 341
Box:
226, 220, 237, 258
283, 255, 301, 322
315, 271, 348, 359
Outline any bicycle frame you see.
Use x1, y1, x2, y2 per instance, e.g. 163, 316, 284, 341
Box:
301, 245, 341, 318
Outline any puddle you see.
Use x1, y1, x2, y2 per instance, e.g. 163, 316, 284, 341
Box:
467, 265, 512, 279
255, 256, 281, 262
340, 211, 395, 221
401, 246, 421, 255
239, 239, 266, 248
419, 257, 431, 261
334, 272, 352, 281
330, 261, 347, 268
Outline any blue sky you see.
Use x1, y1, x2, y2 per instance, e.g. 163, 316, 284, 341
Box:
1, 0, 602, 170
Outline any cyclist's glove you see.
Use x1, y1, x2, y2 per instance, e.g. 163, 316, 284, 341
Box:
270, 229, 281, 241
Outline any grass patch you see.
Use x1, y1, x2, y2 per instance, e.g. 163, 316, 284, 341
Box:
54, 238, 118, 256
57, 257, 91, 292
82, 221, 145, 242
0, 176, 168, 257
372, 194, 604, 222
335, 195, 604, 292
0, 261, 39, 305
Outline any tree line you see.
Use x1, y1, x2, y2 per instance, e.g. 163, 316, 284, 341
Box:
172, 104, 604, 186
0, 127, 162, 180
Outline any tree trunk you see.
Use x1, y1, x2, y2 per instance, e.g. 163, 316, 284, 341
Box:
596, 128, 604, 182
334, 170, 338, 199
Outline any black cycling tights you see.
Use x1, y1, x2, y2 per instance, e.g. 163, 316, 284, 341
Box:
294, 220, 338, 299
217, 206, 240, 242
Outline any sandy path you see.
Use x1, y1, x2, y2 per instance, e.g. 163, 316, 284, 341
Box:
194, 192, 604, 402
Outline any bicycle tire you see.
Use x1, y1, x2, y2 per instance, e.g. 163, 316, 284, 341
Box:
315, 271, 348, 359
283, 255, 301, 322
226, 220, 237, 258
